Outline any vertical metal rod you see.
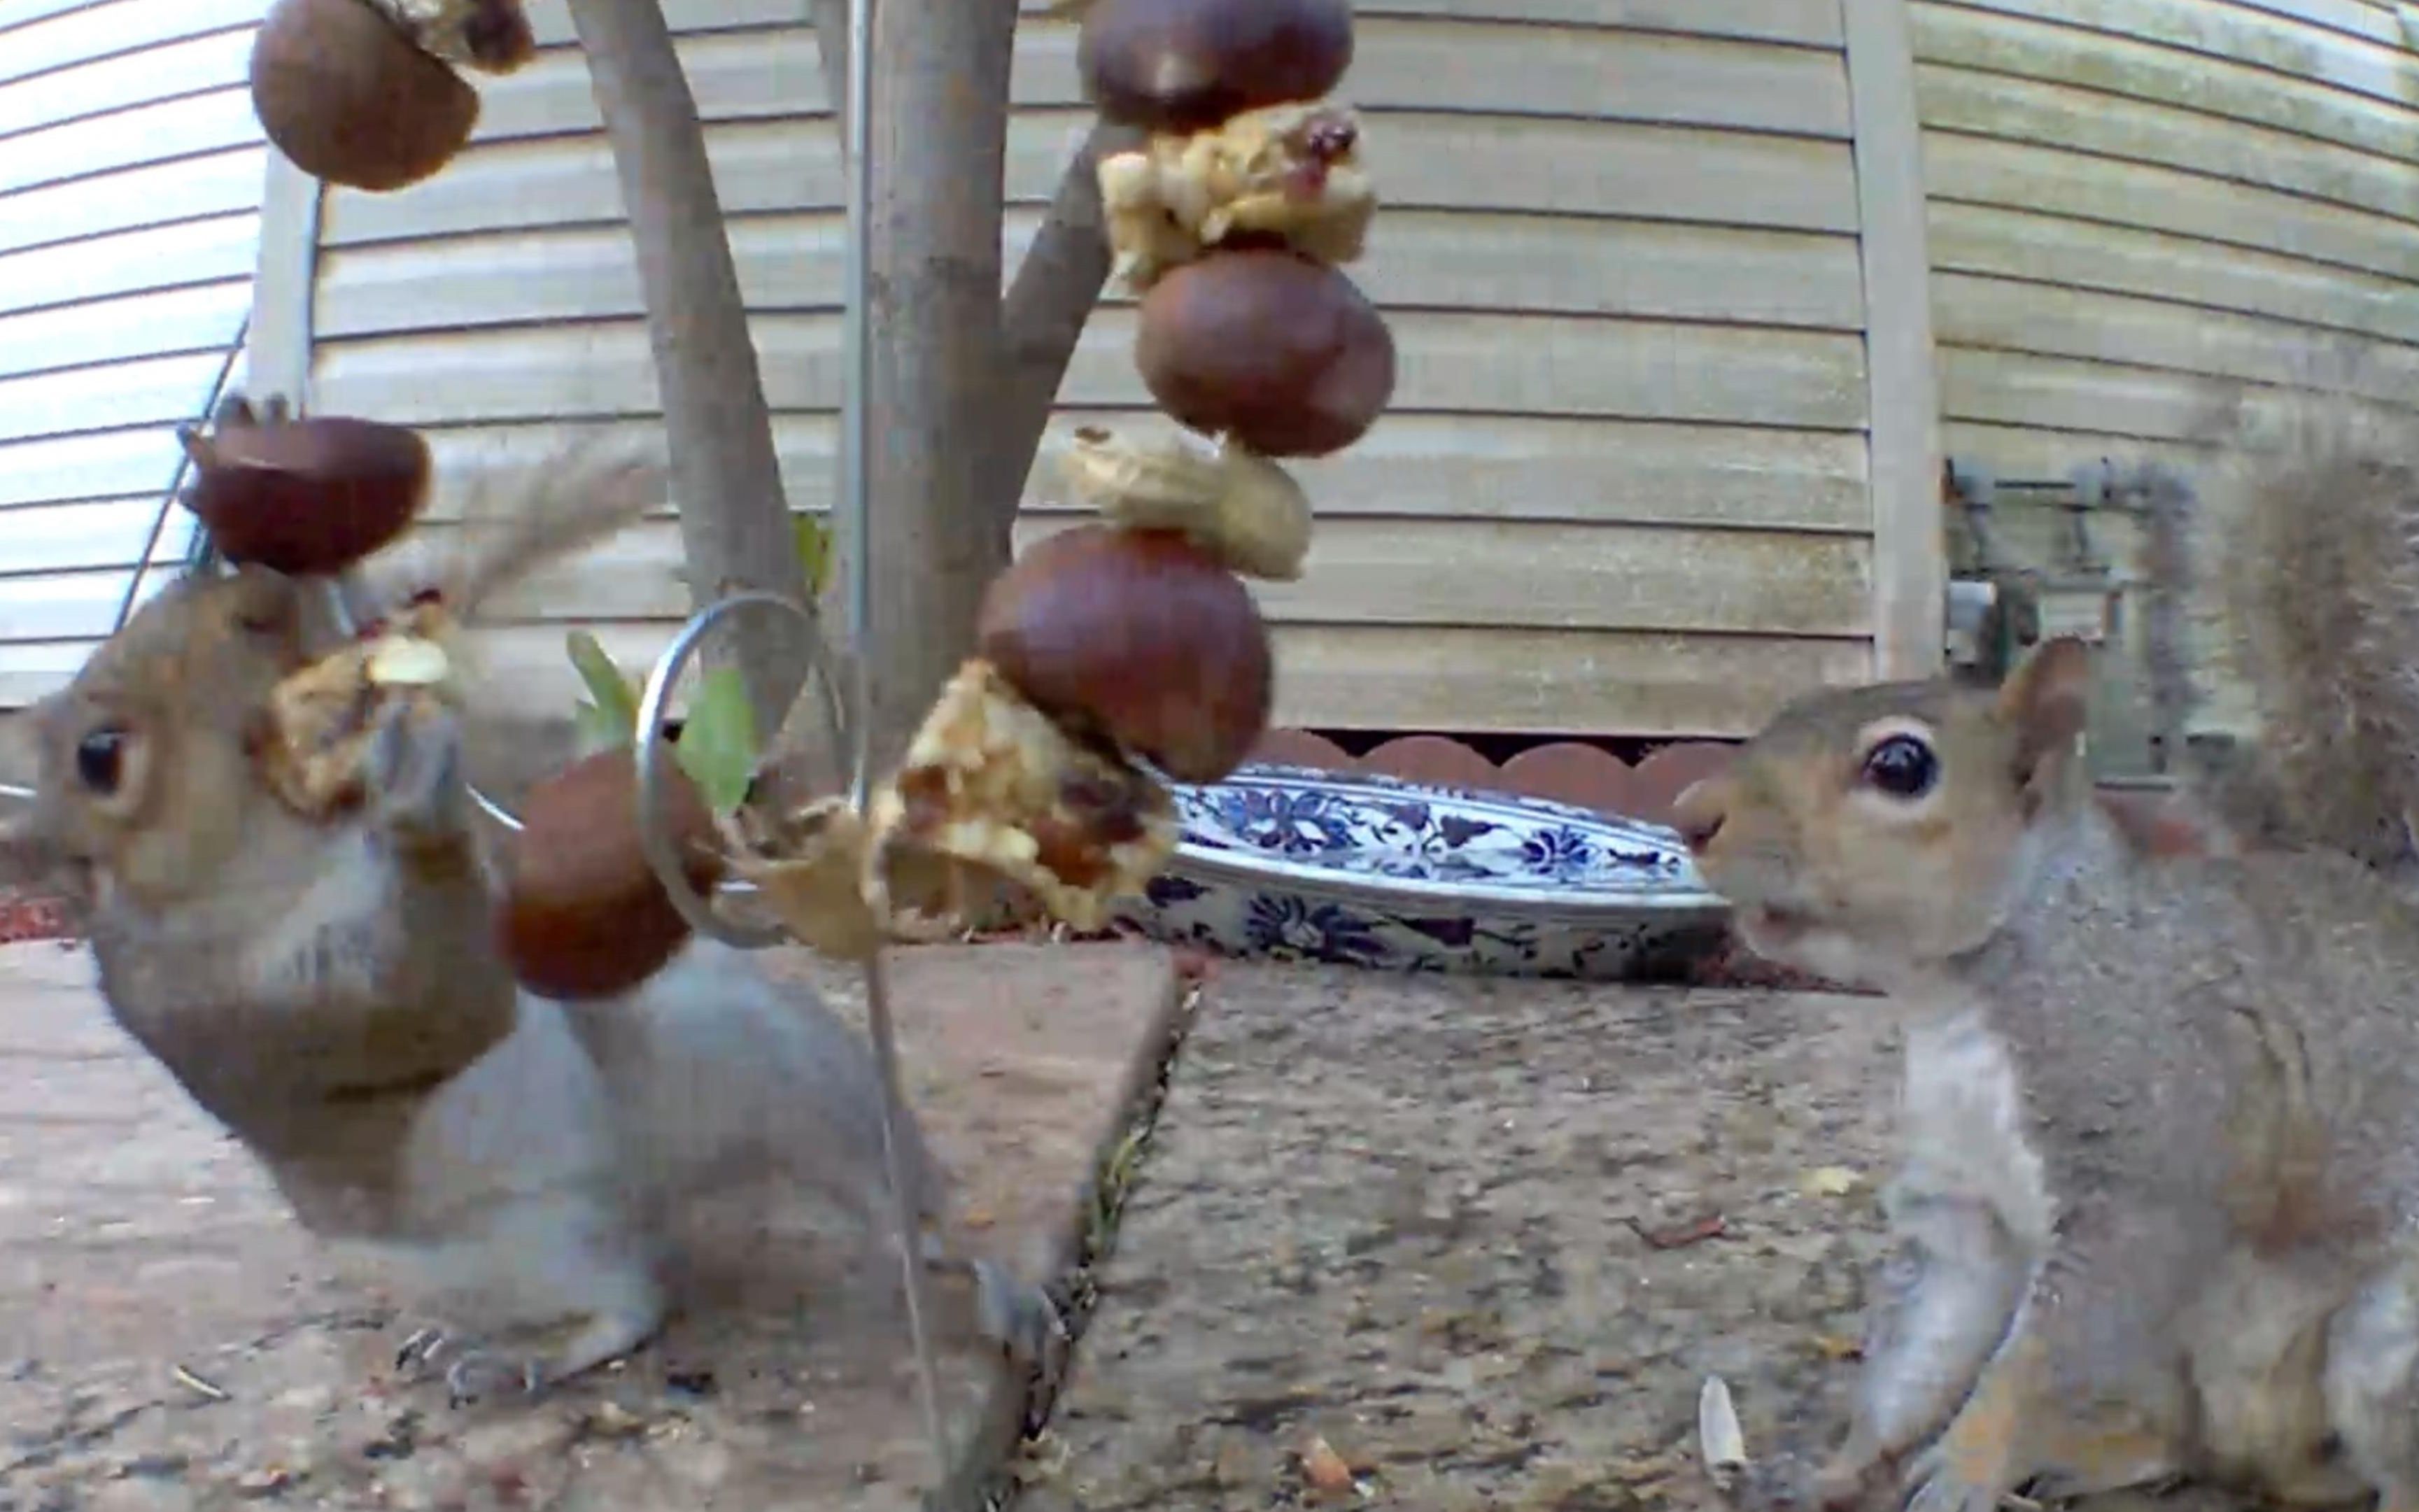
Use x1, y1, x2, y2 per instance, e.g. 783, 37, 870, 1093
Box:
841, 0, 950, 1481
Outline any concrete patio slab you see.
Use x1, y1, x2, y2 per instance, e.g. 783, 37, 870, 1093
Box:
1013, 961, 1905, 1512
0, 938, 1182, 1511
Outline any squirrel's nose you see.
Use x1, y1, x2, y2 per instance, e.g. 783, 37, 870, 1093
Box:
1668, 779, 1726, 855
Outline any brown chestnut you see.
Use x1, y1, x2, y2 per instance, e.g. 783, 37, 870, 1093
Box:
497, 744, 728, 1001
978, 524, 1273, 784
1134, 250, 1396, 458
250, 0, 480, 193
1078, 0, 1355, 134
181, 406, 430, 576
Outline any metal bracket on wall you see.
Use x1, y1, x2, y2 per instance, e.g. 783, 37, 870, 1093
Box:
1941, 452, 2171, 778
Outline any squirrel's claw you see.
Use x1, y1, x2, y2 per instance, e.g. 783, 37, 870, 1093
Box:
360, 697, 470, 847
968, 1257, 1068, 1373
393, 1325, 544, 1406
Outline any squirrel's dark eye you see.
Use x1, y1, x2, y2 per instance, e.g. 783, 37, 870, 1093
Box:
1861, 733, 1938, 800
75, 728, 127, 795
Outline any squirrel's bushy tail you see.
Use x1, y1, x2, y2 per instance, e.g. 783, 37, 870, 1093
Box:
2180, 390, 2419, 870
352, 445, 665, 626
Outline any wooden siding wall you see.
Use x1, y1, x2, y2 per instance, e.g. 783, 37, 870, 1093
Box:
0, 0, 266, 705
1909, 0, 2419, 735
300, 0, 1887, 740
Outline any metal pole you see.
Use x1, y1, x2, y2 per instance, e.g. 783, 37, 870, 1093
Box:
842, 0, 951, 1479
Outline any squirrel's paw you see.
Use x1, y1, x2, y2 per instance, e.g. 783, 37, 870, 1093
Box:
1894, 1443, 2009, 1512
969, 1257, 1069, 1373
360, 698, 469, 845
393, 1326, 544, 1407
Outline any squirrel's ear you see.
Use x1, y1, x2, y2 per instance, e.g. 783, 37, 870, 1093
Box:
1996, 636, 2094, 812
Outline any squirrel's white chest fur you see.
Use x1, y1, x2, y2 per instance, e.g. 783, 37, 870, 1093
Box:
1890, 994, 2056, 1257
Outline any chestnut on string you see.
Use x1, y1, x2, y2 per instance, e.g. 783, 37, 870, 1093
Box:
1078, 0, 1356, 134
181, 397, 432, 577
496, 744, 729, 1001
977, 523, 1274, 784
251, 0, 482, 192
1135, 248, 1397, 458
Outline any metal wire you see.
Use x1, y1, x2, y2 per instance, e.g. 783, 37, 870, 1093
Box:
836, 0, 952, 1476
122, 313, 251, 626
629, 591, 834, 949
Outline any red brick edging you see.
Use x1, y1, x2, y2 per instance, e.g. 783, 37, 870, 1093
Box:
0, 893, 73, 945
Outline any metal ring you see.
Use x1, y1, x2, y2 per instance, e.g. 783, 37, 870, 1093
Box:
633, 589, 850, 950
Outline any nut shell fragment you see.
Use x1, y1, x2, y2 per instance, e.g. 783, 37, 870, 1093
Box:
731, 797, 887, 961
866, 660, 1180, 935
1057, 425, 1312, 581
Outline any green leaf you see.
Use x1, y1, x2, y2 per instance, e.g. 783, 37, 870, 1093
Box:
794, 514, 834, 598
565, 629, 640, 744
570, 699, 629, 758
674, 665, 759, 814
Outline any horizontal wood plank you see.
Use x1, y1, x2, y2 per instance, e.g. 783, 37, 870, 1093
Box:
404, 411, 1872, 531
0, 425, 188, 509
0, 211, 258, 318
321, 111, 1862, 245
6, 514, 1871, 644
1003, 0, 1849, 46
1266, 624, 1873, 735
309, 311, 1873, 430
0, 25, 253, 139
471, 18, 1854, 140
1912, 1, 2419, 167
1930, 271, 2419, 400
1940, 348, 2250, 440
1938, 418, 2217, 479
0, 618, 1878, 734
436, 516, 1873, 639
1915, 62, 2419, 223
0, 352, 236, 445
0, 0, 258, 84
1921, 132, 2418, 281
1926, 201, 2419, 345
1925, 0, 2419, 105
0, 278, 251, 381
525, 0, 1853, 48
0, 85, 258, 199
0, 147, 263, 258
2213, 0, 2406, 44
313, 209, 1866, 335
0, 562, 168, 642
0, 639, 102, 705
8, 618, 1859, 737
0, 497, 195, 575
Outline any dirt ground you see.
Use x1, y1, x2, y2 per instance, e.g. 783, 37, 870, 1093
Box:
0, 939, 1180, 1512
1010, 963, 1914, 1512
0, 936, 2264, 1512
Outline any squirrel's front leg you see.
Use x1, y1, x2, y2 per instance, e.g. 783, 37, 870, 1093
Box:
1818, 1192, 2031, 1509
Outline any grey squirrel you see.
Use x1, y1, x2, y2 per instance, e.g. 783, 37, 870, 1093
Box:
1671, 397, 2419, 1511
0, 452, 1050, 1402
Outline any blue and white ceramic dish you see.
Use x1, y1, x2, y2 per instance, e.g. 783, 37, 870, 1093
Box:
1111, 764, 1733, 981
